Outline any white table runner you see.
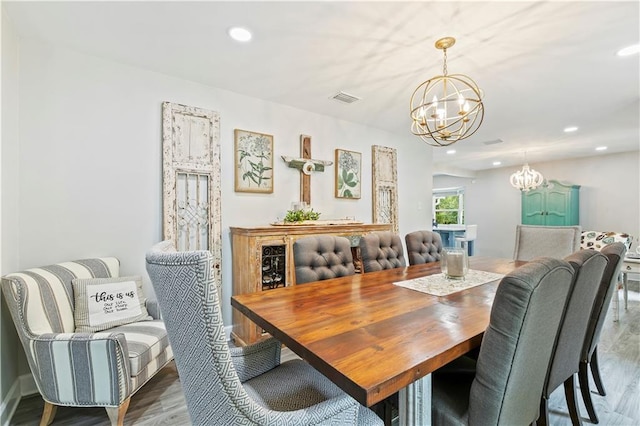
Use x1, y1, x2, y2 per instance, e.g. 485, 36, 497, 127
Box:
393, 269, 504, 296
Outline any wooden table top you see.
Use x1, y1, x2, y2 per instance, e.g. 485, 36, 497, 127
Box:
231, 256, 523, 407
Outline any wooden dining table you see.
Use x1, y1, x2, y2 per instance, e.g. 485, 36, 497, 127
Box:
231, 256, 523, 424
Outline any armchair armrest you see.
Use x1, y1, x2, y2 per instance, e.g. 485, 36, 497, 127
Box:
230, 337, 281, 382
145, 298, 162, 319
32, 332, 131, 406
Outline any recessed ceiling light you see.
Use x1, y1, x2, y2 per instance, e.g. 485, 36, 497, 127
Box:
617, 43, 640, 57
595, 146, 608, 151
493, 161, 502, 166
228, 27, 252, 42
564, 126, 578, 133
446, 149, 456, 155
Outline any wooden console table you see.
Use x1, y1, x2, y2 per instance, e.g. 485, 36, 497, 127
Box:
230, 222, 391, 345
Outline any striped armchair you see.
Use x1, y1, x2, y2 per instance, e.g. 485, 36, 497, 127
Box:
1, 258, 173, 426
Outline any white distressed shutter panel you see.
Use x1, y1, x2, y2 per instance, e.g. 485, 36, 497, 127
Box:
162, 102, 222, 291
372, 145, 399, 233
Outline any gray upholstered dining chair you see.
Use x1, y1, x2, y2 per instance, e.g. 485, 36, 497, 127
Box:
579, 242, 626, 424
513, 224, 581, 261
431, 257, 575, 425
293, 235, 355, 284
359, 232, 406, 273
404, 230, 443, 265
145, 241, 382, 426
538, 249, 608, 426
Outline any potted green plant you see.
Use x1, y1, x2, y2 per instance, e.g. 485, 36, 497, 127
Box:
283, 208, 321, 223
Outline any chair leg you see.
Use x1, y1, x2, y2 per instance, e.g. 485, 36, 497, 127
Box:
623, 270, 628, 310
105, 397, 130, 426
579, 361, 599, 424
590, 348, 606, 396
39, 402, 57, 426
537, 396, 550, 426
564, 375, 582, 426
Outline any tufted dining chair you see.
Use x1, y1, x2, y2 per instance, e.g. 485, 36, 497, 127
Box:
431, 257, 575, 425
359, 232, 406, 273
145, 241, 382, 426
293, 235, 356, 284
578, 242, 626, 424
513, 225, 581, 261
538, 249, 608, 426
405, 230, 443, 265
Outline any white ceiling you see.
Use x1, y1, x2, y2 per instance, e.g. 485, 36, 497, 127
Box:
4, 1, 639, 173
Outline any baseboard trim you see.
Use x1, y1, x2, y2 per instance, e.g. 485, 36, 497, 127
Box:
20, 373, 37, 396
225, 325, 232, 341
0, 379, 20, 426
0, 372, 38, 426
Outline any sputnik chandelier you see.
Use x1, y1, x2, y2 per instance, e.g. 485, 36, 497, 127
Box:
510, 163, 544, 191
410, 37, 484, 147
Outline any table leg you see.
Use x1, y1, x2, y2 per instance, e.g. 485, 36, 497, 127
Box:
623, 271, 628, 310
399, 374, 431, 426
612, 284, 619, 322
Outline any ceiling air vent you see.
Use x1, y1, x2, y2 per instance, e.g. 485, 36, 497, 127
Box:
483, 139, 504, 145
331, 91, 361, 104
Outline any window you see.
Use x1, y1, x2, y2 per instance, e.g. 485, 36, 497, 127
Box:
433, 187, 464, 225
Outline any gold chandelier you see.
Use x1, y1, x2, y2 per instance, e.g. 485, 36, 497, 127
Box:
510, 163, 544, 191
410, 37, 484, 147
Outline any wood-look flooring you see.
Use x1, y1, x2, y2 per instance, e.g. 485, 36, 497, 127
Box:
10, 289, 640, 425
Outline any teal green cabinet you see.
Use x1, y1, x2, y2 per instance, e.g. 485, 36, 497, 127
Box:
521, 180, 580, 226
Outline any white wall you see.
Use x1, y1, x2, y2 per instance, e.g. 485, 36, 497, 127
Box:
434, 151, 640, 258
1, 7, 26, 421
13, 39, 433, 331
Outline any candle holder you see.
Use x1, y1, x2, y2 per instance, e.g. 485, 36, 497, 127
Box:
441, 247, 469, 280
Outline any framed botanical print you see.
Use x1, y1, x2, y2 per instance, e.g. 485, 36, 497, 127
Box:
234, 129, 274, 193
335, 149, 362, 199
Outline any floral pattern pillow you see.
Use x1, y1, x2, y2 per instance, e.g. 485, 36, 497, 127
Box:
580, 231, 632, 252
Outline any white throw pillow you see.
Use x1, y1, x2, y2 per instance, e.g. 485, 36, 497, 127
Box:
72, 275, 152, 333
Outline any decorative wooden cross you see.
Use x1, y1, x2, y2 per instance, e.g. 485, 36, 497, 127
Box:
281, 135, 332, 205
